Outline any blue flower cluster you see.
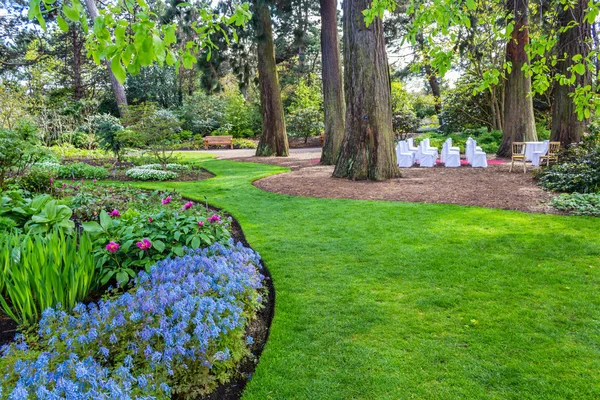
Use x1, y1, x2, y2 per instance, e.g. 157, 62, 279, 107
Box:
0, 242, 264, 399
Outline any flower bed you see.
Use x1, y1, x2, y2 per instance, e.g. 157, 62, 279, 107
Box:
125, 168, 179, 181
136, 163, 191, 171
0, 243, 265, 398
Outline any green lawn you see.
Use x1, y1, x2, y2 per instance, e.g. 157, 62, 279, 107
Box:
138, 156, 600, 399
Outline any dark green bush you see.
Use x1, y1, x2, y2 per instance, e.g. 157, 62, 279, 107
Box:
19, 168, 55, 193
58, 162, 109, 180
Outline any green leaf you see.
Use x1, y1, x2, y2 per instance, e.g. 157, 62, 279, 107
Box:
110, 56, 127, 84
57, 15, 69, 32
116, 271, 129, 286
466, 0, 476, 10
62, 5, 80, 22
81, 221, 103, 233
153, 240, 165, 253
572, 63, 586, 76
191, 236, 200, 249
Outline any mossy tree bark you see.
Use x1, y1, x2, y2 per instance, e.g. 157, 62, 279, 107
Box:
333, 0, 399, 180
253, 0, 289, 157
551, 0, 591, 145
320, 0, 345, 165
497, 0, 537, 157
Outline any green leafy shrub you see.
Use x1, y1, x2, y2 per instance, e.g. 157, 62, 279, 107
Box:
49, 144, 112, 159
0, 129, 46, 189
233, 138, 258, 149
536, 132, 600, 193
0, 229, 96, 325
125, 168, 178, 181
551, 193, 600, 216
59, 162, 109, 179
19, 168, 55, 193
83, 205, 231, 285
393, 110, 420, 136
89, 114, 125, 161
287, 108, 324, 143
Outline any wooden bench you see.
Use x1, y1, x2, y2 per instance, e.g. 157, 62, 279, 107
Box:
203, 136, 233, 150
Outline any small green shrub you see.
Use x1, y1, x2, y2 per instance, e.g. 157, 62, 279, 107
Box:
233, 138, 258, 149
59, 162, 109, 179
1, 194, 74, 234
0, 229, 96, 325
19, 168, 55, 193
551, 193, 600, 216
125, 168, 178, 181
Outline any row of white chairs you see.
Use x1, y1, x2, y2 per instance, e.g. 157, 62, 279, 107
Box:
396, 137, 487, 168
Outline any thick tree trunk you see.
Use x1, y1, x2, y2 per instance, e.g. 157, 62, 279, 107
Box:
551, 0, 591, 145
320, 0, 345, 165
333, 0, 399, 180
71, 28, 84, 100
83, 0, 127, 115
497, 0, 537, 157
253, 0, 289, 157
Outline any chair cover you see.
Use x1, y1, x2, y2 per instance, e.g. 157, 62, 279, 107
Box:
396, 141, 414, 168
442, 139, 461, 168
466, 138, 487, 168
532, 140, 550, 167
419, 141, 437, 167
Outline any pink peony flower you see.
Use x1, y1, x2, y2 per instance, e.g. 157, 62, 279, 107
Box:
136, 238, 152, 250
49, 177, 54, 184
106, 241, 120, 253
208, 214, 221, 224
198, 221, 204, 227
93, 179, 97, 183
148, 217, 153, 223
162, 196, 172, 205
182, 201, 193, 211
109, 209, 121, 217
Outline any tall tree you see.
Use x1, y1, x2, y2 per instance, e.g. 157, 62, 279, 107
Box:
82, 0, 128, 114
333, 0, 399, 180
253, 0, 289, 157
497, 0, 537, 157
319, 0, 345, 165
551, 0, 591, 145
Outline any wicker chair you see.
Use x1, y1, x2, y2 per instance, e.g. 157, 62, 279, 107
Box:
510, 142, 527, 173
539, 142, 560, 166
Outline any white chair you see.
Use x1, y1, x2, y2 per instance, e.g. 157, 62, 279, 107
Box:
422, 138, 439, 160
466, 138, 488, 168
418, 141, 437, 167
442, 139, 461, 168
532, 140, 549, 167
407, 138, 419, 156
396, 141, 415, 168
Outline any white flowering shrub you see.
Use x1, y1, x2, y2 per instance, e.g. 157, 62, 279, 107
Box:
126, 168, 178, 181
137, 164, 190, 171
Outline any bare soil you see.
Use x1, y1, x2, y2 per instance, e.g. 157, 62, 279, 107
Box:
252, 161, 557, 214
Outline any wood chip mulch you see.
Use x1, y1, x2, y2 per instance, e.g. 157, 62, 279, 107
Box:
250, 160, 557, 214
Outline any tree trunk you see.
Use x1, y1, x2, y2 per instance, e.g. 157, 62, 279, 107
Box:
333, 0, 399, 180
551, 0, 591, 145
497, 0, 537, 157
424, 64, 442, 115
83, 0, 127, 115
71, 28, 84, 100
320, 0, 345, 165
253, 0, 289, 157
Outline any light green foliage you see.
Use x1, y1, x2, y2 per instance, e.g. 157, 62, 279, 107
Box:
233, 138, 257, 149
2, 194, 75, 235
410, 93, 438, 119
0, 229, 95, 325
390, 82, 420, 135
28, 0, 252, 83
121, 105, 181, 168
134, 155, 600, 399
286, 77, 323, 141
36, 161, 109, 180
551, 193, 600, 216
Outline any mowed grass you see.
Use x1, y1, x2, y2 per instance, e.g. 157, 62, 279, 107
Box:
136, 156, 600, 399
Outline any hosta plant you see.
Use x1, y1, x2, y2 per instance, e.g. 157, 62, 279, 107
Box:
137, 163, 190, 171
